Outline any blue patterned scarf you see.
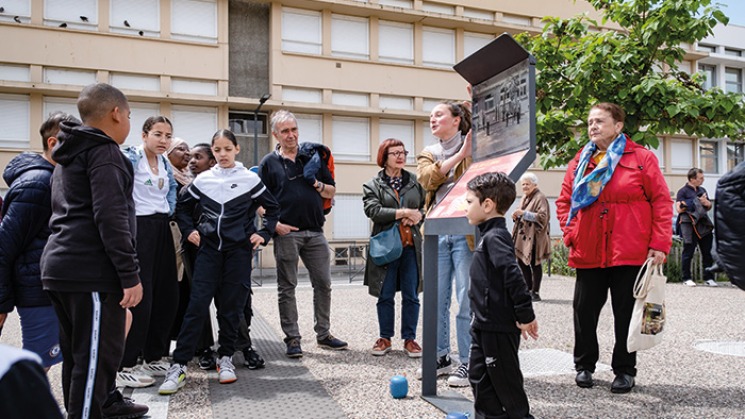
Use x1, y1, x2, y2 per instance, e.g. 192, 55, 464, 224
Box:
566, 133, 627, 226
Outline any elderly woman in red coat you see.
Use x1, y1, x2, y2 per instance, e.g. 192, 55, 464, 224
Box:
556, 102, 672, 395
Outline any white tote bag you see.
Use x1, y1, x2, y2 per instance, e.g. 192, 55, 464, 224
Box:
627, 258, 667, 352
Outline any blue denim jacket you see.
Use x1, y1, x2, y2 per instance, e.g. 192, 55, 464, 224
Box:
122, 145, 177, 215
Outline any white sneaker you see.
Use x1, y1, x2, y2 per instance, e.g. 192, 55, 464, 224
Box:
217, 356, 237, 384
142, 359, 170, 376
158, 364, 187, 395
684, 279, 697, 287
705, 279, 719, 287
447, 363, 469, 388
116, 366, 155, 388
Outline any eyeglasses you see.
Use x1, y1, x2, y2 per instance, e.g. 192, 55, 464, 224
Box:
389, 151, 409, 158
282, 159, 300, 181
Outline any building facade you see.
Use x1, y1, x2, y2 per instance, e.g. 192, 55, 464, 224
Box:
1, 0, 742, 264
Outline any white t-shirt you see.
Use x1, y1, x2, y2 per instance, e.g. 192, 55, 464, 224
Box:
133, 155, 170, 216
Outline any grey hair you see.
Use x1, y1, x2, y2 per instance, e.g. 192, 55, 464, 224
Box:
519, 172, 539, 186
270, 109, 298, 134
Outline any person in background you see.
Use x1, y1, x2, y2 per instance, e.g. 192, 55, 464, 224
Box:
0, 112, 77, 370
556, 102, 672, 394
675, 167, 716, 287
416, 101, 473, 387
117, 116, 179, 388
160, 130, 279, 394
258, 109, 348, 358
465, 172, 538, 419
167, 137, 192, 189
363, 138, 425, 358
511, 172, 552, 301
41, 83, 147, 419
0, 344, 64, 419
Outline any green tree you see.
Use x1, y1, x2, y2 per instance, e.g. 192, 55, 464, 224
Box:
516, 0, 745, 168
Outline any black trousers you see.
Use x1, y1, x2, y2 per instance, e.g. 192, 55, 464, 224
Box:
48, 290, 126, 419
681, 232, 714, 281
517, 246, 542, 293
121, 214, 179, 367
573, 266, 638, 376
172, 245, 251, 364
171, 243, 215, 352
469, 329, 533, 419
235, 291, 254, 351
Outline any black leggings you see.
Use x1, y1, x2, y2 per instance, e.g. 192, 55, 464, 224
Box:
517, 246, 542, 293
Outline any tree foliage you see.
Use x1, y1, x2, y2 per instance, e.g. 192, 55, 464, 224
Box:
516, 0, 745, 168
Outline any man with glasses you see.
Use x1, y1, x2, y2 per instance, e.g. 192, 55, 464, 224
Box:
258, 110, 348, 358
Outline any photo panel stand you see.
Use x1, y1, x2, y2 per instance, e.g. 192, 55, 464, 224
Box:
420, 33, 537, 414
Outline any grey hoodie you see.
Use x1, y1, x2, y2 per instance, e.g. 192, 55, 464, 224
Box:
41, 121, 140, 293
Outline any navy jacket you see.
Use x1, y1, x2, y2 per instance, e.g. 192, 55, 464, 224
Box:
469, 217, 535, 333
0, 153, 55, 312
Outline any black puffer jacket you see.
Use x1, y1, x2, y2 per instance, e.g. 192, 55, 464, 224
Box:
714, 161, 745, 291
0, 153, 55, 311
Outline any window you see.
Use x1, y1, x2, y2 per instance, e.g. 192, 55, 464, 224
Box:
43, 68, 97, 86
124, 102, 161, 147
171, 0, 217, 43
331, 91, 369, 107
333, 194, 370, 239
378, 21, 413, 64
43, 97, 80, 122
171, 78, 218, 96
422, 27, 455, 68
463, 8, 493, 21
464, 32, 493, 58
422, 98, 441, 113
696, 44, 716, 53
110, 0, 160, 36
725, 48, 742, 57
295, 114, 322, 144
727, 142, 745, 172
44, 0, 97, 29
678, 61, 692, 75
331, 15, 369, 60
0, 94, 30, 149
170, 105, 218, 147
379, 119, 415, 163
646, 138, 664, 169
699, 140, 719, 174
502, 14, 531, 26
0, 64, 31, 82
698, 64, 717, 90
0, 0, 30, 23
422, 2, 454, 15
725, 67, 742, 94
110, 73, 161, 91
282, 8, 321, 54
670, 139, 693, 171
378, 0, 412, 8
379, 95, 413, 110
332, 116, 370, 161
282, 87, 322, 104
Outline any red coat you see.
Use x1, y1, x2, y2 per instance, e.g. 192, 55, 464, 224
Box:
556, 138, 673, 269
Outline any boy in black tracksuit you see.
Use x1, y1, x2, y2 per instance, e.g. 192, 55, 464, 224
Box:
464, 172, 538, 419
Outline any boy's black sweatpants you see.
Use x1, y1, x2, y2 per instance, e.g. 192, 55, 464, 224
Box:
172, 245, 251, 365
121, 214, 179, 367
48, 290, 126, 419
469, 328, 533, 419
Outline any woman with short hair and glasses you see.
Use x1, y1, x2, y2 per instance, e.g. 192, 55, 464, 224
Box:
416, 100, 474, 387
363, 139, 425, 358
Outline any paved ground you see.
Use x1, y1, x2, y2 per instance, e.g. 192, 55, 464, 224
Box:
3, 274, 745, 418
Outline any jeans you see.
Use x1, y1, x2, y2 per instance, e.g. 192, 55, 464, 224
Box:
377, 246, 420, 340
273, 231, 332, 342
681, 232, 714, 281
437, 235, 473, 365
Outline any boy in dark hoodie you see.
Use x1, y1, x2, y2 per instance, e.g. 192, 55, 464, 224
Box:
0, 112, 78, 369
464, 172, 538, 419
41, 83, 147, 419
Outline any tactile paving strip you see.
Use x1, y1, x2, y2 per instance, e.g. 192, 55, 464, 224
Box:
209, 311, 347, 419
520, 348, 611, 377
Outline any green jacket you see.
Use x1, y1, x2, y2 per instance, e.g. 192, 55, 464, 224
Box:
362, 169, 425, 297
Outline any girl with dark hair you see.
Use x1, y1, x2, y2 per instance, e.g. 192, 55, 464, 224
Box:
416, 100, 474, 387
161, 130, 279, 394
117, 116, 180, 388
363, 138, 425, 357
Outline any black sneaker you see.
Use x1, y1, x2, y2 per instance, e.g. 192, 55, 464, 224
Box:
243, 347, 265, 369
531, 291, 542, 302
286, 338, 303, 358
102, 393, 148, 419
416, 354, 454, 380
198, 349, 216, 370
317, 334, 348, 350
